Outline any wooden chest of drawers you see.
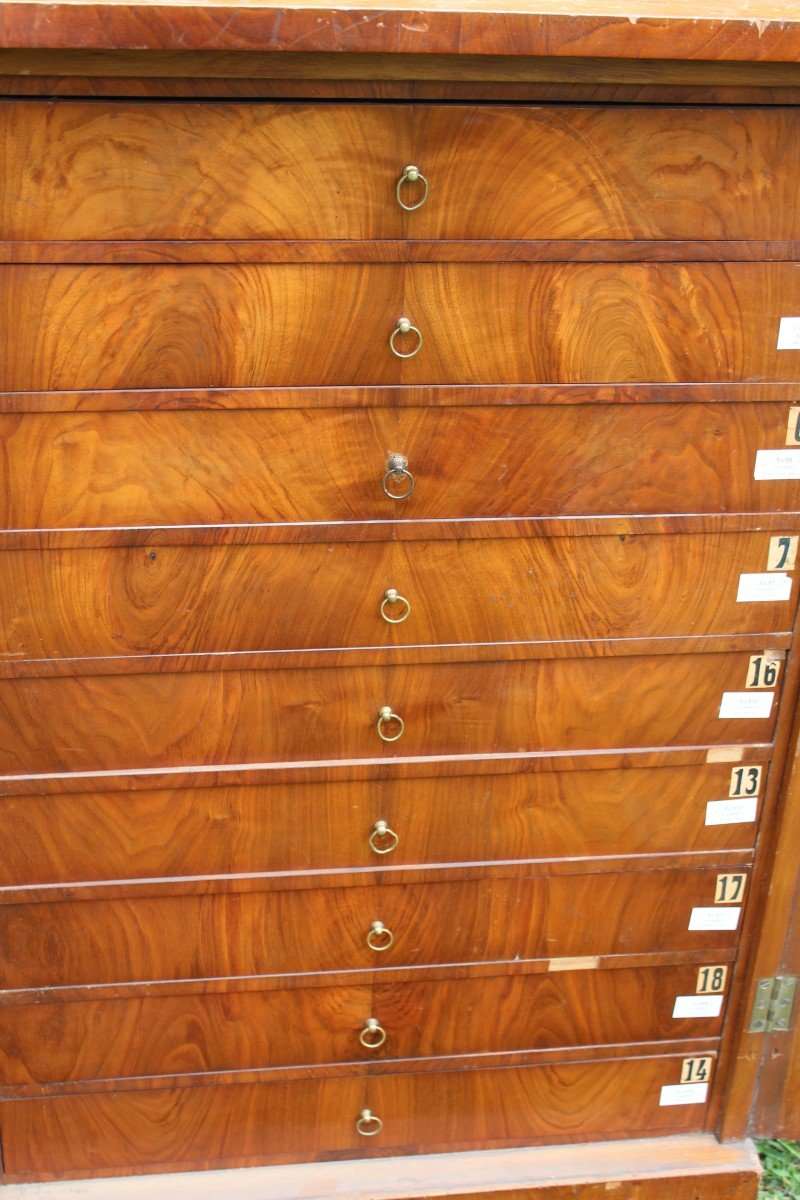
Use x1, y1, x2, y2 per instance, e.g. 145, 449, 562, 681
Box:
1, 5, 800, 1198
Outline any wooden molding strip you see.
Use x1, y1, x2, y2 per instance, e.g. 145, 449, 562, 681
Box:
0, 1, 800, 64
0, 1134, 761, 1199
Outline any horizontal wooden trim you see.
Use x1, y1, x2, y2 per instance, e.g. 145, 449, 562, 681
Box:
2, 382, 797, 414
0, 847, 754, 907
4, 76, 800, 102
3, 239, 800, 265
0, 1133, 758, 1200
0, 948, 740, 1008
1, 3, 800, 64
0, 1038, 723, 1101
4, 49, 800, 84
0, 743, 772, 796
2, 513, 798, 551
3, 632, 792, 679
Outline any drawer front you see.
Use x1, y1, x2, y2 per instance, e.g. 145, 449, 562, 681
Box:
0, 868, 747, 988
0, 963, 729, 1086
1, 1053, 715, 1179
0, 653, 779, 776
1, 263, 798, 390
2, 102, 796, 242
2, 404, 794, 530
2, 762, 767, 887
1, 532, 794, 662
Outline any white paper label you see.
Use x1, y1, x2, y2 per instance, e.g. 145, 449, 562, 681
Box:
754, 449, 800, 480
778, 317, 800, 349
659, 1083, 709, 1107
719, 691, 774, 719
705, 798, 758, 826
672, 995, 724, 1019
737, 572, 793, 603
689, 906, 742, 931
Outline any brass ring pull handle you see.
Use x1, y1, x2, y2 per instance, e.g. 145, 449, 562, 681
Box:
396, 164, 429, 211
356, 1108, 383, 1137
367, 920, 394, 952
380, 588, 412, 624
369, 819, 399, 856
382, 453, 415, 500
359, 1017, 388, 1050
389, 316, 423, 359
377, 706, 404, 743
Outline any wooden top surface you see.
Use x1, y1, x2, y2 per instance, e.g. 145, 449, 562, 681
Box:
1, 0, 800, 62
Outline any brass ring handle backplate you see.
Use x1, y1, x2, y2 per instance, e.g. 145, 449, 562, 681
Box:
359, 1017, 388, 1049
377, 706, 404, 742
367, 920, 394, 951
383, 453, 415, 500
389, 316, 423, 359
356, 1108, 383, 1136
369, 819, 399, 855
396, 164, 429, 211
381, 588, 412, 624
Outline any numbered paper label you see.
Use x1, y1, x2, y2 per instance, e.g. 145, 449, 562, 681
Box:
746, 654, 782, 689
754, 449, 800, 480
697, 965, 729, 994
737, 573, 792, 602
705, 797, 758, 826
689, 906, 741, 931
673, 995, 724, 1019
777, 317, 800, 349
715, 873, 747, 904
660, 1083, 709, 1107
767, 537, 798, 571
681, 1056, 714, 1084
730, 765, 762, 798
719, 691, 774, 719
787, 408, 800, 446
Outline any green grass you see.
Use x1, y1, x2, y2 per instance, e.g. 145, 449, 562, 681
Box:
758, 1140, 800, 1198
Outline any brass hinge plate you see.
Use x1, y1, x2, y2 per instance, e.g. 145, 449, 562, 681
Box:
750, 976, 798, 1033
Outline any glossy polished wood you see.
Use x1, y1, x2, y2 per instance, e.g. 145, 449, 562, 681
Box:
0, 866, 747, 989
0, 762, 765, 887
0, 532, 795, 666
3, 102, 799, 242
0, 1138, 763, 1200
0, 652, 780, 778
0, 963, 727, 1088
0, 1052, 717, 1180
2, 264, 800, 391
0, 0, 799, 64
2, 404, 796, 530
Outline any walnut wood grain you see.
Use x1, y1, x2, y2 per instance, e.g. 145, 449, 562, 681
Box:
3, 102, 798, 243
0, 652, 780, 779
0, 963, 727, 1088
1, 0, 800, 64
2, 404, 797, 530
2, 264, 800, 391
0, 761, 765, 888
7, 239, 800, 265
0, 864, 744, 987
0, 1052, 716, 1181
1, 532, 794, 668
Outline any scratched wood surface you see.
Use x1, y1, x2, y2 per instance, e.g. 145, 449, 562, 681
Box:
0, 963, 727, 1088
0, 0, 800, 65
0, 1052, 718, 1180
1, 404, 796, 530
3, 102, 799, 243
0, 652, 780, 778
0, 762, 765, 887
0, 866, 746, 988
0, 532, 795, 667
2, 264, 800, 391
